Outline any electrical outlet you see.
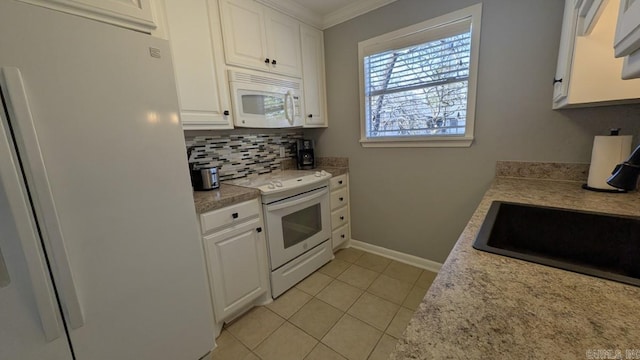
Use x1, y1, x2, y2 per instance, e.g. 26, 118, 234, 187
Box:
279, 146, 285, 158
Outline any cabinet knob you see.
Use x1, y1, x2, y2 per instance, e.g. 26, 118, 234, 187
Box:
223, 110, 230, 116
271, 59, 277, 65
338, 180, 343, 185
232, 212, 239, 219
264, 58, 270, 64
340, 216, 344, 220
308, 114, 313, 118
339, 197, 344, 201
553, 78, 563, 85
256, 227, 262, 233
341, 234, 345, 238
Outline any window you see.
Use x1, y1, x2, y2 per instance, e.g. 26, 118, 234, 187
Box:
358, 4, 482, 147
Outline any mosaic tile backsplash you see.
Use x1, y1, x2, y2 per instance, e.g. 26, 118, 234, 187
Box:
185, 131, 304, 181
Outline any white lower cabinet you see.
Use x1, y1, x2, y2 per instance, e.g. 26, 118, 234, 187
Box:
200, 199, 270, 325
329, 174, 351, 250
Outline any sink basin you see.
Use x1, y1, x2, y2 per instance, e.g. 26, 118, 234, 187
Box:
473, 201, 640, 287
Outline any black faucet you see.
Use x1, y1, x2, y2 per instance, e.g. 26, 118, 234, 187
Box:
607, 144, 640, 190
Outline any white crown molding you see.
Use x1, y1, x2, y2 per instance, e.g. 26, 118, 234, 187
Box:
322, 0, 396, 29
256, 0, 323, 28
257, 0, 398, 30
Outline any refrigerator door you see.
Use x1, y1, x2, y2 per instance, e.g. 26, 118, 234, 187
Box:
0, 2, 214, 359
0, 83, 73, 360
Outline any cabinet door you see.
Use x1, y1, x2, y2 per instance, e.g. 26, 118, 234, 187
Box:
614, 0, 640, 57
204, 218, 269, 321
219, 0, 270, 72
553, 0, 580, 105
164, 0, 233, 130
300, 24, 328, 127
265, 9, 302, 77
16, 0, 157, 33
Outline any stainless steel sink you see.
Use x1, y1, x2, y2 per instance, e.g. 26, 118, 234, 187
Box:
473, 201, 640, 287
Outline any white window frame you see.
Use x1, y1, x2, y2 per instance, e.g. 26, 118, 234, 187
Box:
358, 3, 482, 148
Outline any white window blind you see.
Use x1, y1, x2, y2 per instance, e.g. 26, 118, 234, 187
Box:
358, 4, 482, 147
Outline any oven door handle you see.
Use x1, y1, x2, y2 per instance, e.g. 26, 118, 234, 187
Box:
266, 188, 327, 211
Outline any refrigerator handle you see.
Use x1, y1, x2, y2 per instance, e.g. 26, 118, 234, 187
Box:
0, 68, 63, 341
0, 67, 85, 330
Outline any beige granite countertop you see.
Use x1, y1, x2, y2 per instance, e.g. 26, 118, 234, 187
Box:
390, 176, 640, 359
192, 157, 349, 214
192, 184, 260, 214
280, 156, 349, 176
317, 166, 348, 176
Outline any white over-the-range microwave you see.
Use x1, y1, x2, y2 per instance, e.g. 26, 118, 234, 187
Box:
228, 68, 303, 128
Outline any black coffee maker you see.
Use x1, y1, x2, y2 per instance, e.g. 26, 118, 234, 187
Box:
296, 139, 315, 170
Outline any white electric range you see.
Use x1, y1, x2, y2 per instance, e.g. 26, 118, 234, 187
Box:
227, 170, 334, 297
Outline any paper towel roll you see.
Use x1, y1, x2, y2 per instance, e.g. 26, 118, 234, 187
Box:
587, 135, 633, 190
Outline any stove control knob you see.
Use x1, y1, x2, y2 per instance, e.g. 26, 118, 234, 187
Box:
274, 180, 283, 188
267, 182, 276, 189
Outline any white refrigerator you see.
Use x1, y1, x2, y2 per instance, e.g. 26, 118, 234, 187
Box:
0, 1, 215, 359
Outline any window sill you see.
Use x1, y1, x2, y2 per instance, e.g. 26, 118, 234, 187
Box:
359, 136, 473, 148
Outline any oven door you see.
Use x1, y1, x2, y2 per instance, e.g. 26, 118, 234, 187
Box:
264, 187, 331, 270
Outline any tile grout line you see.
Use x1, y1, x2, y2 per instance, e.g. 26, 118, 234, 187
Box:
215, 248, 431, 360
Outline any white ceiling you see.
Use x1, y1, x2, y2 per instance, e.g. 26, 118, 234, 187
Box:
257, 0, 397, 29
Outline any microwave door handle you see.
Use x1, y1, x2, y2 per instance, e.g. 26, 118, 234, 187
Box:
284, 92, 294, 125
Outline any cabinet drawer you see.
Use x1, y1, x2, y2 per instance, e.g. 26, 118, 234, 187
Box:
200, 199, 260, 234
332, 224, 349, 249
330, 187, 348, 211
329, 174, 347, 190
331, 206, 349, 229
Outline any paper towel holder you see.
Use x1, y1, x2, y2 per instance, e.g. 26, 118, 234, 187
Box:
581, 183, 627, 193
582, 128, 629, 193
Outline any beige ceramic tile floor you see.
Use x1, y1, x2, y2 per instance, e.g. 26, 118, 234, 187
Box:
213, 248, 438, 360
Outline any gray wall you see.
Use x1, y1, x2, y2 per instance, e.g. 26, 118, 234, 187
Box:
306, 0, 640, 263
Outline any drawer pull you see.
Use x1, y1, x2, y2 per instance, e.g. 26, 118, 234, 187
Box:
340, 216, 344, 220
338, 180, 343, 185
340, 234, 345, 238
232, 212, 239, 219
339, 197, 344, 201
256, 227, 262, 233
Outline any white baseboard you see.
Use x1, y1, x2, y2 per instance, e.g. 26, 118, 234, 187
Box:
348, 239, 442, 273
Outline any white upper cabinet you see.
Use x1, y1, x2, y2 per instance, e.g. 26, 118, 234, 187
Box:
614, 0, 640, 78
553, 0, 640, 109
553, 0, 580, 105
576, 0, 607, 35
220, 0, 302, 77
266, 9, 304, 77
16, 0, 159, 33
164, 0, 233, 130
300, 24, 328, 127
219, 0, 269, 72
614, 0, 640, 56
